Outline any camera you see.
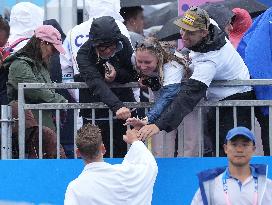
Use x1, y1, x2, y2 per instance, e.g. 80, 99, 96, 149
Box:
142, 76, 161, 91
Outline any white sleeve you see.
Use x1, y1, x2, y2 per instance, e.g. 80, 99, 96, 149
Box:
61, 31, 75, 83
64, 183, 79, 205
122, 141, 157, 171
190, 60, 216, 87
191, 189, 204, 205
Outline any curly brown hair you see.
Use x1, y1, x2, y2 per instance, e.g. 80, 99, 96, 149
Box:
76, 123, 103, 160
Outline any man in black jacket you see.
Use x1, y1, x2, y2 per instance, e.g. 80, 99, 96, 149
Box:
76, 16, 137, 157
136, 7, 255, 156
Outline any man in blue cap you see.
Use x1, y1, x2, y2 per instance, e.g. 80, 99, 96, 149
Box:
191, 126, 272, 205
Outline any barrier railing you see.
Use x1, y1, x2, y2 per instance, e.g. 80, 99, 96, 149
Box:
13, 80, 272, 159
0, 105, 13, 159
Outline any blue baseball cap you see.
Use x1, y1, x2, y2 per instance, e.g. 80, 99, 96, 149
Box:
225, 127, 255, 144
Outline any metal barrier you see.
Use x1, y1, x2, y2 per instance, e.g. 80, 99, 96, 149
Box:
0, 105, 13, 159
13, 80, 272, 159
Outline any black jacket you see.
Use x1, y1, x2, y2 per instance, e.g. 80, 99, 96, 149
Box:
76, 20, 136, 117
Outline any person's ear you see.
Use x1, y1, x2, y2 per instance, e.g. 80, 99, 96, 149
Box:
223, 143, 228, 155
201, 29, 209, 37
101, 143, 106, 156
252, 145, 256, 152
76, 148, 81, 158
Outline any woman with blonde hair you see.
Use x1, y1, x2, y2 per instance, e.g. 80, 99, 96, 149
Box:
126, 37, 192, 157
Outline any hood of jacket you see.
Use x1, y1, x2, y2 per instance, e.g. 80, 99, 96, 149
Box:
8, 2, 44, 44
188, 24, 226, 53
230, 8, 252, 48
85, 0, 123, 22
89, 16, 122, 46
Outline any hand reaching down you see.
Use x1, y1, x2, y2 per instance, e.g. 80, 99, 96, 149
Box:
116, 107, 131, 120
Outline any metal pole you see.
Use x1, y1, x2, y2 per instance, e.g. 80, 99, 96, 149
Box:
233, 106, 237, 127
73, 109, 78, 159
39, 110, 43, 159
215, 107, 220, 157
56, 110, 60, 159
251, 106, 255, 133
1, 105, 8, 159
198, 107, 203, 157
92, 109, 95, 125
7, 106, 12, 159
109, 110, 113, 158
18, 83, 26, 159
72, 0, 78, 26
44, 0, 48, 20
58, 0, 62, 26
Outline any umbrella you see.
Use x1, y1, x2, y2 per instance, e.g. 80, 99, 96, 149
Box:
121, 0, 176, 7
155, 16, 181, 41
154, 0, 268, 41
144, 1, 178, 28
209, 0, 268, 18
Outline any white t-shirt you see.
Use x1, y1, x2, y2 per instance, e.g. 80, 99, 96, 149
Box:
64, 141, 158, 205
162, 60, 184, 86
190, 40, 252, 101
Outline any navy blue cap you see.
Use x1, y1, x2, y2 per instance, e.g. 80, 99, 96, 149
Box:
225, 127, 255, 143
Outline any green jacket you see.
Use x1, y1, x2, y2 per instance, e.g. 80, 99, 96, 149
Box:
4, 55, 67, 130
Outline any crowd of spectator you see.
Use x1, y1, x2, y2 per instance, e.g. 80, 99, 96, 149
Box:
0, 0, 271, 160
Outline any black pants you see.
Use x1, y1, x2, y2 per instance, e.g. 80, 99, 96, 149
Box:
205, 91, 269, 156
83, 118, 127, 158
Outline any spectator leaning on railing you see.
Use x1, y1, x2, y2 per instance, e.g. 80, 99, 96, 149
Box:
76, 16, 138, 158
137, 6, 255, 156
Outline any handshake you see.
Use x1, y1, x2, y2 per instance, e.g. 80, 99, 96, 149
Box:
115, 108, 160, 140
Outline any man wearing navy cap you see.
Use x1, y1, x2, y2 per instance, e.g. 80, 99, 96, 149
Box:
191, 126, 272, 205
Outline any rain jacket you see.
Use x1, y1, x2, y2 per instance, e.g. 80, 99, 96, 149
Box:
60, 0, 130, 102
237, 7, 272, 116
76, 17, 136, 117
191, 164, 272, 205
7, 2, 44, 52
4, 54, 67, 130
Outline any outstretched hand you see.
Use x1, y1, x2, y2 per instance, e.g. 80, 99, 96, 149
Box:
138, 124, 160, 141
123, 128, 139, 144
125, 117, 147, 130
116, 107, 131, 120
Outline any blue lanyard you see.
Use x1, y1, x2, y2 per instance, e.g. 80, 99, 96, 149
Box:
222, 171, 258, 205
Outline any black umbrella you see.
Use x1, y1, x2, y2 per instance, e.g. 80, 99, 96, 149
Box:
121, 0, 176, 7
154, 0, 268, 41
209, 0, 268, 18
155, 16, 181, 41
144, 1, 178, 28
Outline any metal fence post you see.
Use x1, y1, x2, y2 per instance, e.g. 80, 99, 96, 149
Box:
18, 83, 26, 159
1, 105, 8, 159
7, 106, 12, 159
109, 110, 113, 158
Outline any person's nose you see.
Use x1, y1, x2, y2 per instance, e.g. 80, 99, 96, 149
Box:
235, 144, 244, 152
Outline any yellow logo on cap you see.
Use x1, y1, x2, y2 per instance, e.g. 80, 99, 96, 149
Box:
182, 14, 196, 26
